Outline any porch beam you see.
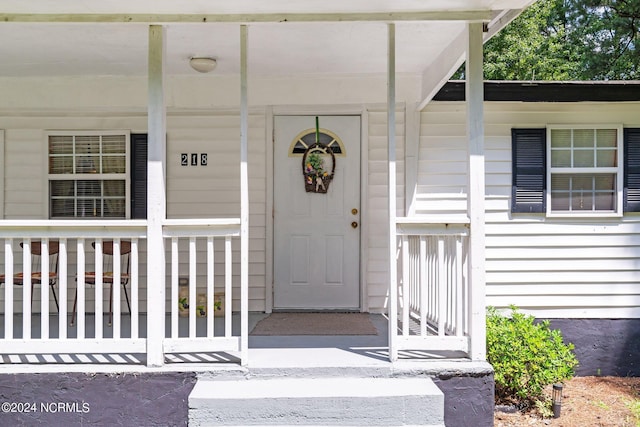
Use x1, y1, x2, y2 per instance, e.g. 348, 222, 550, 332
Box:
387, 23, 398, 362
240, 24, 249, 366
418, 27, 467, 111
0, 11, 493, 24
466, 22, 487, 361
146, 24, 167, 368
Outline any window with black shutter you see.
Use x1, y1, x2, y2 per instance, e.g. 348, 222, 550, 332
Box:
47, 131, 148, 219
511, 128, 546, 213
512, 126, 627, 216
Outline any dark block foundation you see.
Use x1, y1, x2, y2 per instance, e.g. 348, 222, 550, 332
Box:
0, 372, 196, 426
547, 319, 640, 377
434, 370, 495, 427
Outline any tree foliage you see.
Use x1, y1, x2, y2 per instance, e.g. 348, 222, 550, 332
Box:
481, 0, 640, 80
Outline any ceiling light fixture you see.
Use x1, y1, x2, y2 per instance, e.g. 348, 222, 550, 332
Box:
189, 57, 217, 73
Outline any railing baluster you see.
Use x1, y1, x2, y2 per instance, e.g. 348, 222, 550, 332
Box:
419, 236, 427, 337
171, 237, 179, 338
131, 238, 139, 339
41, 239, 50, 339
94, 239, 103, 339
425, 237, 430, 323
437, 237, 446, 336
189, 237, 197, 338
401, 235, 409, 336
59, 239, 67, 339
446, 237, 453, 333
411, 237, 419, 316
77, 239, 86, 338
455, 236, 463, 336
21, 239, 29, 340
224, 236, 232, 338
207, 236, 214, 338
4, 239, 13, 339
430, 237, 436, 324
407, 237, 413, 316
23, 240, 32, 339
112, 239, 121, 338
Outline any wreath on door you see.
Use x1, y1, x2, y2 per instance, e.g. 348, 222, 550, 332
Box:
302, 143, 335, 193
302, 117, 335, 193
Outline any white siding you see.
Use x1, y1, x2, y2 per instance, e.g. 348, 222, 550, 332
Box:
4, 129, 47, 219
366, 107, 405, 312
166, 113, 267, 312
418, 101, 640, 318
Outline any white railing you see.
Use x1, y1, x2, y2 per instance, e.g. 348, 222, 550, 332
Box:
395, 217, 471, 355
0, 220, 147, 354
0, 218, 247, 366
162, 219, 247, 364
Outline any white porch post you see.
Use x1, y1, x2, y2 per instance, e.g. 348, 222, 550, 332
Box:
147, 24, 167, 367
466, 22, 487, 361
239, 24, 249, 366
387, 23, 398, 362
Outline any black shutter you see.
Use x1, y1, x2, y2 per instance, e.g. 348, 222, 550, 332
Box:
624, 128, 640, 212
130, 133, 148, 219
511, 128, 546, 213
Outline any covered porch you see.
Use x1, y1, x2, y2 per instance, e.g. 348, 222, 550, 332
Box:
0, 0, 533, 369
0, 218, 473, 368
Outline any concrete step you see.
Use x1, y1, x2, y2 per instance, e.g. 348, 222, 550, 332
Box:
189, 376, 444, 426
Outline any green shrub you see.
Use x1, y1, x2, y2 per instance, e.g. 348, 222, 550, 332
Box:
487, 306, 578, 406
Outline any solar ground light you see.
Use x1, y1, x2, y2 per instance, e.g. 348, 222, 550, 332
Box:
552, 383, 564, 418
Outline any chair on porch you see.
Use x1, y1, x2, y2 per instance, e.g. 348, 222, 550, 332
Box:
0, 241, 60, 311
70, 240, 132, 326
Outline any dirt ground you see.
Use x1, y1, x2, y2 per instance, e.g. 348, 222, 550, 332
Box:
494, 377, 640, 427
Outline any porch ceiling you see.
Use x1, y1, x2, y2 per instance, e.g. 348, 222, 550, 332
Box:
0, 0, 534, 79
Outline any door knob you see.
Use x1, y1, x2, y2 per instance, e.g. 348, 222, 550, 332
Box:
351, 221, 358, 229
351, 208, 358, 215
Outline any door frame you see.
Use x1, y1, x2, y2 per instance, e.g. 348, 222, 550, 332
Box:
266, 106, 369, 313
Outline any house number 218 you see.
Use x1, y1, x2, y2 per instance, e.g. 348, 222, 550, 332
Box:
181, 153, 208, 166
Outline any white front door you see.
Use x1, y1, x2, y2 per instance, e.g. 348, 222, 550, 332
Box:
274, 115, 361, 309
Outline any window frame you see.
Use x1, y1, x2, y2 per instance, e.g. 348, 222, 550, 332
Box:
545, 124, 624, 218
46, 130, 131, 219
287, 128, 347, 157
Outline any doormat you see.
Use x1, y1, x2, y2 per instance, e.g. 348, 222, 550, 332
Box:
250, 313, 378, 336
